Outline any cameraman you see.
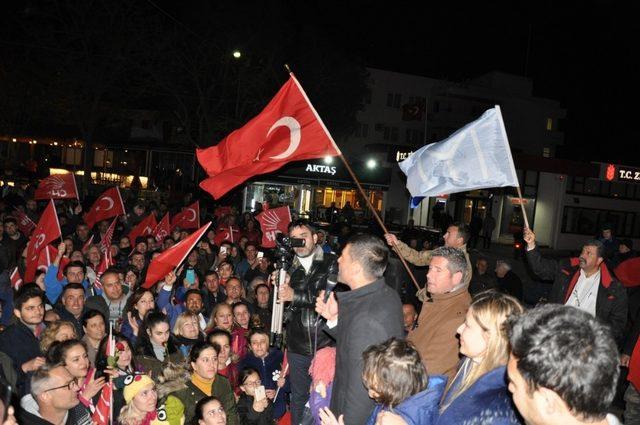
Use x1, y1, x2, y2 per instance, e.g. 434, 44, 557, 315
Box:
276, 219, 338, 424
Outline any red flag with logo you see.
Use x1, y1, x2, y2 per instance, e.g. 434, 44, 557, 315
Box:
12, 207, 36, 237
256, 206, 291, 248
34, 172, 79, 200
171, 201, 200, 230
142, 222, 212, 288
98, 218, 118, 254
10, 267, 23, 290
128, 214, 158, 246
37, 245, 69, 280
24, 200, 61, 282
153, 213, 171, 242
84, 187, 126, 229
197, 74, 341, 199
93, 249, 113, 291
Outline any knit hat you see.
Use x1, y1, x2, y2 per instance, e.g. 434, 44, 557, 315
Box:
123, 374, 155, 403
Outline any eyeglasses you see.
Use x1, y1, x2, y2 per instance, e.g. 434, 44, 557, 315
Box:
43, 379, 79, 393
242, 380, 262, 387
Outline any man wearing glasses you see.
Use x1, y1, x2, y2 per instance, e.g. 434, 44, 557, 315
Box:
18, 364, 91, 424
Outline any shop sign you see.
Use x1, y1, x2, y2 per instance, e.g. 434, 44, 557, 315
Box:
395, 150, 414, 162
305, 163, 337, 176
601, 163, 640, 183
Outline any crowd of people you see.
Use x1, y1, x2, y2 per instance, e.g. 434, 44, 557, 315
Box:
0, 183, 638, 425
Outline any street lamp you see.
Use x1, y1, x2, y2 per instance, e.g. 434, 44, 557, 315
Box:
232, 50, 241, 59
366, 159, 377, 169
323, 156, 333, 164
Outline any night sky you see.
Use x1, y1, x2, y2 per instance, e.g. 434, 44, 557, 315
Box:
2, 1, 636, 165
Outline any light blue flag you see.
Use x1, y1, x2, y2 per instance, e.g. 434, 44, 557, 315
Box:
399, 106, 519, 198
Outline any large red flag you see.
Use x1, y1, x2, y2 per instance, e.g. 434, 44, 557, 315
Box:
12, 207, 36, 237
197, 74, 341, 199
34, 172, 79, 200
142, 222, 211, 289
153, 213, 171, 242
84, 187, 126, 229
170, 201, 200, 230
256, 206, 291, 248
25, 200, 61, 282
128, 214, 158, 245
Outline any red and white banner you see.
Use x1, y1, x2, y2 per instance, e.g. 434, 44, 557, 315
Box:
197, 74, 341, 199
256, 206, 291, 248
97, 218, 118, 255
10, 267, 23, 290
153, 213, 171, 242
170, 201, 200, 230
128, 213, 158, 246
143, 222, 211, 289
34, 172, 79, 200
84, 187, 126, 229
25, 200, 61, 282
12, 207, 36, 237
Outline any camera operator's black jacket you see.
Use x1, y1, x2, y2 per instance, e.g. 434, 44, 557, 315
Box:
285, 246, 338, 356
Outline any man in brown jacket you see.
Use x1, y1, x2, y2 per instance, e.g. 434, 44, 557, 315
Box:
406, 246, 471, 381
385, 222, 472, 299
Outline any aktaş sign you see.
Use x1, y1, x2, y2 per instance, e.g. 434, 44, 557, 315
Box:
305, 164, 337, 176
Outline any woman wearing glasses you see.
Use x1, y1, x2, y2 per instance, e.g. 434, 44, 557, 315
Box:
165, 341, 239, 425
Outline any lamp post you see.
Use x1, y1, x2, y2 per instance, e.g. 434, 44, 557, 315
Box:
233, 50, 242, 118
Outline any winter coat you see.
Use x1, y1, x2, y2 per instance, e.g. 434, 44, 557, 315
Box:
0, 320, 43, 396
394, 241, 473, 287
236, 393, 274, 425
437, 365, 522, 425
240, 348, 289, 418
366, 375, 447, 425
328, 278, 405, 425
286, 246, 338, 356
526, 247, 627, 346
167, 376, 240, 425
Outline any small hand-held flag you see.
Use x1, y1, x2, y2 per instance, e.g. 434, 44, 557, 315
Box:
153, 213, 171, 242
128, 213, 158, 246
197, 74, 341, 199
98, 218, 118, 255
399, 106, 519, 198
12, 207, 36, 236
24, 200, 61, 282
256, 206, 291, 248
142, 222, 212, 288
170, 201, 200, 230
92, 322, 114, 425
10, 267, 23, 290
84, 187, 126, 229
34, 172, 79, 200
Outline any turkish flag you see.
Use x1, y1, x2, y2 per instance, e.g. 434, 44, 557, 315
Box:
171, 201, 200, 230
142, 222, 211, 288
12, 207, 36, 237
93, 249, 114, 291
213, 225, 240, 245
38, 245, 69, 280
10, 267, 23, 290
84, 187, 126, 229
197, 74, 341, 199
256, 206, 291, 248
34, 172, 79, 200
153, 213, 171, 242
25, 200, 61, 282
128, 213, 158, 245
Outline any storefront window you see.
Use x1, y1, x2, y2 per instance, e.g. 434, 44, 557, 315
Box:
562, 206, 640, 237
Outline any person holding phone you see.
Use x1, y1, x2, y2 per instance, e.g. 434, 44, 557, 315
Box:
121, 288, 156, 346
237, 367, 273, 425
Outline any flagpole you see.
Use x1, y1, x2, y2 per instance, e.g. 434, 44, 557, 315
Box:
109, 321, 114, 425
286, 64, 422, 292
515, 186, 530, 229
338, 154, 422, 291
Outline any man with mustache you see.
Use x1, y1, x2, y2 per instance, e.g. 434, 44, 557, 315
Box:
524, 228, 627, 346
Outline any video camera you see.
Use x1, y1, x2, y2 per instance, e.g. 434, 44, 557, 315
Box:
275, 233, 305, 249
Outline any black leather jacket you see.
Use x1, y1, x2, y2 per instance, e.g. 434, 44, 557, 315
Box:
285, 246, 337, 356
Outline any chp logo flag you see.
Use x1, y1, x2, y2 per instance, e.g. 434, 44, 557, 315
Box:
25, 200, 61, 282
171, 201, 200, 230
98, 218, 118, 255
128, 213, 158, 246
256, 206, 291, 248
142, 222, 212, 289
84, 187, 126, 229
12, 207, 36, 236
153, 213, 171, 242
197, 74, 341, 199
34, 172, 79, 200
399, 106, 519, 198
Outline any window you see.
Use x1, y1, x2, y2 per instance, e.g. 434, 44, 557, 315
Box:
354, 123, 368, 138
393, 94, 402, 108
387, 93, 394, 107
542, 147, 551, 158
405, 129, 424, 144
383, 127, 390, 141
546, 118, 553, 131
562, 206, 640, 237
390, 127, 399, 141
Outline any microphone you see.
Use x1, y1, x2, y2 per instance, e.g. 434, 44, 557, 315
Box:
323, 273, 339, 304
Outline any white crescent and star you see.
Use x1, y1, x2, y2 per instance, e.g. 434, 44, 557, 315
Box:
266, 116, 301, 160
185, 208, 197, 222
96, 196, 114, 211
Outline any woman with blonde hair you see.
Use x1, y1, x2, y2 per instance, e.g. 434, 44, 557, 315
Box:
173, 311, 203, 357
39, 320, 77, 353
436, 290, 524, 424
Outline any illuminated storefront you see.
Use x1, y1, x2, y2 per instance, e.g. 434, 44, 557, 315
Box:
242, 159, 390, 223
